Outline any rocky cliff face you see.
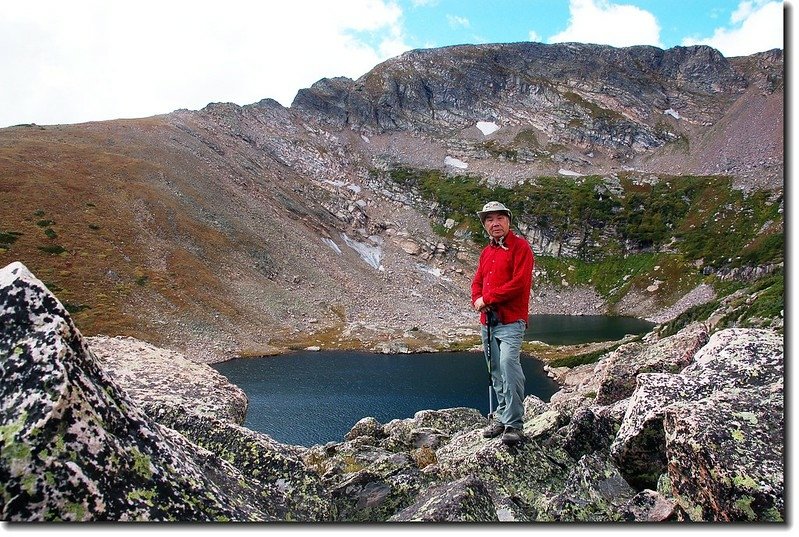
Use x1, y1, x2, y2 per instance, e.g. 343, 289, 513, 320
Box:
0, 42, 783, 361
295, 43, 745, 146
294, 43, 781, 186
1, 262, 783, 522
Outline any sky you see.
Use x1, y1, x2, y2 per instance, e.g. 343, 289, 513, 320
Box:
0, 0, 786, 128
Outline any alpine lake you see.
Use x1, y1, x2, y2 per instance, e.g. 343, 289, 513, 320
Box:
212, 314, 655, 446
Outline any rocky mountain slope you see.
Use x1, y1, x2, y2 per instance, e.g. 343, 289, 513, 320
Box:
1, 261, 783, 522
0, 43, 784, 362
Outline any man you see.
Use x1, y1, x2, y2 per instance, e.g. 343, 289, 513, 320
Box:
471, 201, 534, 446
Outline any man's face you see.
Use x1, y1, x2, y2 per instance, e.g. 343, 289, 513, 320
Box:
483, 212, 510, 239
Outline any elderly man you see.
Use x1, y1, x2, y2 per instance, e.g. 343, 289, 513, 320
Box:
471, 201, 534, 446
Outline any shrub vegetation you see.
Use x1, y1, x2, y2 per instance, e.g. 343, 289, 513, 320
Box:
387, 167, 783, 272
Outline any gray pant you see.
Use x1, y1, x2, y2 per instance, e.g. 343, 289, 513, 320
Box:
481, 320, 526, 430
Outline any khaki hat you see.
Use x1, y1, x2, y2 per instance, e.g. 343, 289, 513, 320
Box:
477, 201, 512, 223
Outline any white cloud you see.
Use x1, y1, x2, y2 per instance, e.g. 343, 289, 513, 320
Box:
682, 1, 783, 56
732, 0, 763, 23
547, 0, 663, 48
0, 0, 411, 127
528, 30, 543, 43
446, 14, 471, 29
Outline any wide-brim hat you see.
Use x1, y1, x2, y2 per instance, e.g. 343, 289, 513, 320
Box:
477, 201, 512, 223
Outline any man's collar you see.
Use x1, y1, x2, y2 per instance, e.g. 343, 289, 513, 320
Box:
490, 231, 513, 250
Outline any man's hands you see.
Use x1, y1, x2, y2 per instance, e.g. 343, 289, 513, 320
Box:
473, 296, 487, 311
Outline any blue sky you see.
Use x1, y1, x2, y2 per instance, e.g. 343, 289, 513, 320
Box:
390, 0, 781, 52
0, 0, 785, 127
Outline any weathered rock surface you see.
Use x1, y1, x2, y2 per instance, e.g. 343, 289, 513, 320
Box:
295, 43, 746, 150
389, 475, 498, 522
0, 262, 332, 521
594, 322, 709, 405
1, 262, 784, 523
86, 336, 337, 520
88, 335, 249, 424
609, 328, 783, 500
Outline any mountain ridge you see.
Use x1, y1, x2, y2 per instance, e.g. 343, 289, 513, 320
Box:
0, 42, 784, 361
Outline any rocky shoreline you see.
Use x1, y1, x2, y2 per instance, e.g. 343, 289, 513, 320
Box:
189, 277, 715, 365
1, 261, 784, 522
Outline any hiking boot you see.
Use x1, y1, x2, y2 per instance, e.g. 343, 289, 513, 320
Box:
501, 427, 524, 446
482, 421, 504, 438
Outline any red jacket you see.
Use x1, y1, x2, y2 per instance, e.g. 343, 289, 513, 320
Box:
471, 230, 534, 326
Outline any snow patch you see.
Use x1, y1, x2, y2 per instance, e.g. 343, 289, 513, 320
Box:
476, 121, 500, 136
342, 233, 382, 270
324, 179, 361, 194
445, 156, 468, 169
558, 168, 583, 177
321, 237, 341, 254
664, 108, 681, 119
416, 263, 452, 281
417, 264, 442, 277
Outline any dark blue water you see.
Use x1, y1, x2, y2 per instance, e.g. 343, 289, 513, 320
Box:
526, 314, 655, 345
213, 351, 558, 447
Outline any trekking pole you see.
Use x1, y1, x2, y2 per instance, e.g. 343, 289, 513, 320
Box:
485, 308, 497, 420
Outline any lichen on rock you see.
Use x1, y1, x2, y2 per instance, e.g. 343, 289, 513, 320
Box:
1, 261, 785, 523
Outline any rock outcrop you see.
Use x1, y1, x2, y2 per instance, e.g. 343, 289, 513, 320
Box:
0, 262, 334, 521
293, 43, 747, 151
1, 262, 784, 522
88, 335, 249, 424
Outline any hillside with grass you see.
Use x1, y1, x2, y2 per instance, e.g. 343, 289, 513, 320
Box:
0, 43, 784, 361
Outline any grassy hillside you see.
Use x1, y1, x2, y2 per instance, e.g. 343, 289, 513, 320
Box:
0, 120, 295, 350
1, 122, 169, 340
386, 166, 782, 264
383, 165, 784, 313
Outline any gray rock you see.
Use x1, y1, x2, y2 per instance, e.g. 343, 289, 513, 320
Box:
622, 489, 677, 521
409, 407, 485, 434
610, 328, 784, 521
329, 464, 426, 522
435, 429, 572, 516
594, 322, 709, 405
88, 335, 248, 424
0, 262, 266, 521
148, 405, 336, 521
381, 407, 484, 451
87, 324, 336, 521
664, 387, 784, 521
345, 416, 384, 441
680, 328, 783, 388
389, 475, 498, 522
539, 451, 637, 522
294, 42, 746, 153
554, 404, 623, 461
610, 373, 703, 489
524, 409, 568, 441
523, 394, 550, 419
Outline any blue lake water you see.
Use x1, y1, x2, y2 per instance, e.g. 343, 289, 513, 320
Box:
213, 351, 559, 447
213, 315, 655, 447
526, 314, 655, 345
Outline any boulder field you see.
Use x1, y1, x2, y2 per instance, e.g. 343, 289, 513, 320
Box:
1, 262, 784, 522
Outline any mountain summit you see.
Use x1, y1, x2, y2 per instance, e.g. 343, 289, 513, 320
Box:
0, 42, 784, 360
